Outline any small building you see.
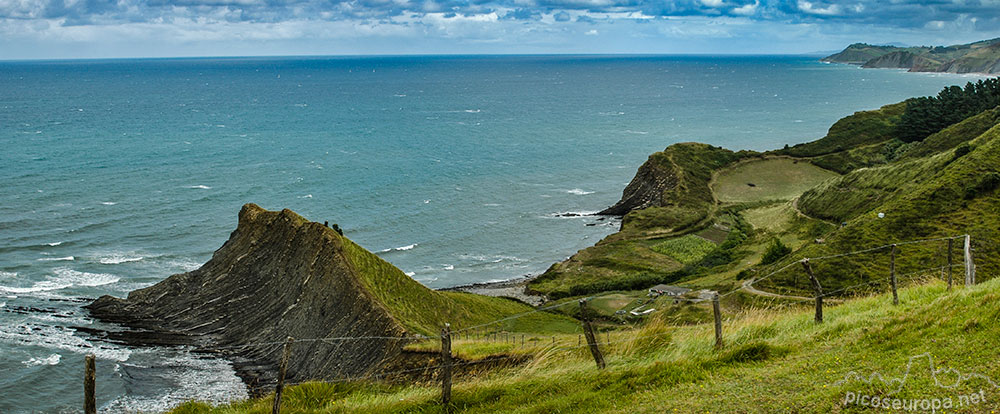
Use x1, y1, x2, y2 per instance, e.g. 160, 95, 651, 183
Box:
648, 284, 691, 297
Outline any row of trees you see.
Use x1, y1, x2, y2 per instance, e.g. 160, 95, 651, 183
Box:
897, 78, 1000, 142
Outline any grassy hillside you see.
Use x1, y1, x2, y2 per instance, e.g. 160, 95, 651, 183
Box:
758, 124, 1000, 295
171, 277, 1000, 413
527, 143, 749, 298
824, 38, 1000, 74
777, 102, 905, 162
713, 158, 839, 203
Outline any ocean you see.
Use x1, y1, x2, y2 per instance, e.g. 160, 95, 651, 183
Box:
0, 55, 983, 412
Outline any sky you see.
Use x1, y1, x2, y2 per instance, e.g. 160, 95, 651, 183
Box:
1, 0, 1000, 59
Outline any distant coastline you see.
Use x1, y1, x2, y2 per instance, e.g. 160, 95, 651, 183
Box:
822, 39, 1000, 76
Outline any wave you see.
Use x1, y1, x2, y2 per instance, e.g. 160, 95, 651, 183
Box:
624, 130, 649, 135
299, 194, 313, 199
0, 268, 119, 294
45, 242, 63, 247
443, 265, 454, 270
186, 185, 212, 189
378, 243, 418, 253
0, 323, 132, 361
0, 271, 16, 279
22, 354, 61, 367
404, 271, 416, 277
566, 188, 595, 195
37, 256, 74, 262
100, 201, 117, 206
464, 109, 481, 113
99, 254, 144, 265
551, 211, 599, 218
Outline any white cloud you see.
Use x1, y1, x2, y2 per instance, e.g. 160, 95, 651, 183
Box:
700, 0, 725, 7
731, 1, 758, 16
797, 1, 841, 16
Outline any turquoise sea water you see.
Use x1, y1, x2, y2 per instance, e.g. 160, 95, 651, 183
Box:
0, 55, 984, 412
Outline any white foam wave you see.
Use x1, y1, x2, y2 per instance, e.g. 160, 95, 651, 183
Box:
100, 201, 117, 206
45, 242, 63, 246
444, 265, 454, 270
299, 194, 313, 199
22, 354, 61, 367
624, 130, 649, 135
0, 268, 118, 294
379, 243, 417, 253
464, 109, 481, 113
167, 259, 202, 272
0, 271, 16, 279
405, 271, 416, 277
102, 352, 246, 413
37, 256, 74, 262
566, 188, 595, 195
99, 254, 144, 265
551, 211, 599, 218
0, 323, 132, 361
186, 185, 212, 189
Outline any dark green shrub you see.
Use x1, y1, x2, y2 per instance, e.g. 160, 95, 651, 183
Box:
760, 238, 792, 265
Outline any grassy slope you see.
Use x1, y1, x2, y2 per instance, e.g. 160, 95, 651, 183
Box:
777, 102, 905, 162
758, 124, 1000, 295
333, 226, 579, 336
528, 143, 747, 298
171, 278, 1000, 413
713, 158, 839, 203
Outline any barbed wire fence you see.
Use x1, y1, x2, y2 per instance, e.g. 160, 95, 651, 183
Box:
79, 234, 978, 413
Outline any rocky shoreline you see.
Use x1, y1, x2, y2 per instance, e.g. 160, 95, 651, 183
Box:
440, 276, 546, 306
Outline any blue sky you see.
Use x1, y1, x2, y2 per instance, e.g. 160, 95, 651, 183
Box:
2, 0, 1000, 59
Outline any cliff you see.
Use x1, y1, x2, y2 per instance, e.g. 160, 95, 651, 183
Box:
87, 204, 575, 389
824, 38, 1000, 74
861, 51, 941, 71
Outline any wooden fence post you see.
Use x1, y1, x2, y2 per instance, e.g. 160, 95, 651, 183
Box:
579, 299, 606, 369
890, 244, 898, 305
84, 354, 96, 414
712, 292, 723, 348
947, 238, 954, 291
802, 259, 823, 323
441, 323, 453, 408
964, 235, 975, 286
272, 336, 294, 414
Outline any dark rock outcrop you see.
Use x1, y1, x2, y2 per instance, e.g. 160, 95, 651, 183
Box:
598, 155, 679, 216
87, 204, 412, 390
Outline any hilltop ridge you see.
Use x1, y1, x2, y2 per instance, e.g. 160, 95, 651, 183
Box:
823, 38, 1000, 74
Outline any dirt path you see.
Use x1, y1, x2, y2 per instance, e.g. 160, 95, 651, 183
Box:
740, 277, 843, 303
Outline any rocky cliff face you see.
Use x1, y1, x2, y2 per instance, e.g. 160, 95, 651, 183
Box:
87, 204, 412, 389
824, 39, 1000, 75
598, 156, 679, 216
861, 51, 941, 71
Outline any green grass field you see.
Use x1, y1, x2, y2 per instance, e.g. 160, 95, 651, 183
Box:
713, 158, 840, 203
170, 278, 1000, 413
651, 235, 717, 264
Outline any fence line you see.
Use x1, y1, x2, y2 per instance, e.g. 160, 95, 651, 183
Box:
79, 233, 979, 412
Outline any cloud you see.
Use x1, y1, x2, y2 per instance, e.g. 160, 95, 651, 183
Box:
796, 1, 840, 16
2, 0, 1000, 58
